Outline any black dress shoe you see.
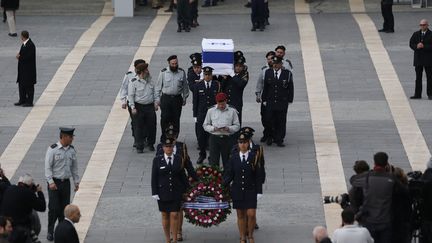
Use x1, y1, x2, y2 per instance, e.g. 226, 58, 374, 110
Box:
276, 142, 285, 147
429, 96, 432, 100
378, 29, 387, 32
14, 102, 23, 106
385, 29, 394, 33
8, 33, 17, 37
137, 149, 144, 154
251, 27, 256, 31
22, 103, 33, 107
245, 2, 251, 7
410, 96, 421, 99
47, 233, 54, 241
255, 223, 259, 230
148, 145, 155, 151
197, 156, 205, 164
260, 136, 267, 143
201, 4, 210, 7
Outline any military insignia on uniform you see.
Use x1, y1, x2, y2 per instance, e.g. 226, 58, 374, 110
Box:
50, 143, 58, 149
131, 78, 137, 82
126, 71, 132, 74
240, 134, 245, 139
166, 139, 170, 143
161, 68, 167, 72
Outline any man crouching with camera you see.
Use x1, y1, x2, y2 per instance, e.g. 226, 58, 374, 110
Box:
1, 174, 46, 243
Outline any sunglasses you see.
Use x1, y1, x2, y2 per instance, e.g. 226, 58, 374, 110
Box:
419, 24, 428, 26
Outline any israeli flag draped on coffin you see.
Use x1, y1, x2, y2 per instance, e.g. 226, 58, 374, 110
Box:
202, 38, 234, 76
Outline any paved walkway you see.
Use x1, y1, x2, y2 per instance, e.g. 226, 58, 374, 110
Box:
0, 0, 431, 242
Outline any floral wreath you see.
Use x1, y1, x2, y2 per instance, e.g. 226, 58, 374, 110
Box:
183, 165, 231, 227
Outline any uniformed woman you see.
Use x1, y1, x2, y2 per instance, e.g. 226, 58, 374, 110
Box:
151, 138, 189, 243
224, 132, 265, 243
155, 124, 198, 241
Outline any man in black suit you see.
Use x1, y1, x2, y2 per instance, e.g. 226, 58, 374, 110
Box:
262, 56, 294, 147
54, 204, 80, 243
378, 0, 394, 33
409, 19, 432, 100
15, 30, 36, 107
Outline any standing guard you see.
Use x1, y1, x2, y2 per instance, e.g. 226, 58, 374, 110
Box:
175, 0, 191, 32
193, 66, 220, 164
155, 55, 189, 142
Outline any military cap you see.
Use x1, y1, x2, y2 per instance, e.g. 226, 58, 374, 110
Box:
189, 52, 202, 60
59, 127, 75, 136
215, 92, 227, 102
203, 66, 214, 74
240, 127, 255, 135
165, 124, 179, 137
162, 137, 175, 146
191, 59, 202, 66
167, 55, 177, 62
235, 56, 246, 65
272, 56, 283, 64
238, 133, 251, 142
234, 51, 244, 59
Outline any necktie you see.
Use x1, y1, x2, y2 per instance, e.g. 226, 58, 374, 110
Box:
167, 157, 172, 167
422, 32, 425, 41
242, 155, 246, 163
274, 70, 278, 79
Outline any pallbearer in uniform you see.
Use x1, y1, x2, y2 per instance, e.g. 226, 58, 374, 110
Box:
193, 66, 220, 164
151, 138, 189, 243
119, 59, 146, 148
128, 63, 157, 153
219, 51, 249, 124
224, 132, 265, 243
187, 53, 202, 92
256, 51, 275, 143
155, 55, 189, 142
262, 56, 294, 147
155, 124, 198, 241
44, 127, 80, 242
203, 92, 240, 169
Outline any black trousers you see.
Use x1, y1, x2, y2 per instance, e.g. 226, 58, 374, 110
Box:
160, 94, 182, 142
414, 66, 432, 97
127, 101, 136, 143
177, 0, 191, 27
190, 0, 198, 20
18, 83, 34, 105
251, 0, 265, 27
381, 3, 394, 31
264, 1, 269, 20
47, 179, 70, 234
209, 134, 233, 169
260, 103, 270, 139
196, 113, 208, 158
134, 103, 156, 149
265, 107, 288, 144
421, 220, 432, 243
366, 225, 392, 243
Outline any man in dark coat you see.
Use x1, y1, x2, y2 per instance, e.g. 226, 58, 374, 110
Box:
378, 0, 394, 33
409, 19, 432, 100
15, 30, 36, 107
54, 204, 80, 243
261, 56, 294, 147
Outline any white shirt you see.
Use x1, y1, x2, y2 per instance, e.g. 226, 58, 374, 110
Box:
164, 154, 173, 165
239, 151, 249, 162
205, 81, 211, 89
65, 218, 75, 225
332, 224, 374, 243
274, 69, 280, 79
23, 39, 29, 46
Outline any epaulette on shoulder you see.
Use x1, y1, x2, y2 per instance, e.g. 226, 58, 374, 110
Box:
178, 67, 184, 71
261, 65, 267, 70
50, 143, 58, 149
69, 145, 75, 150
161, 68, 167, 72
131, 78, 137, 82
126, 71, 132, 74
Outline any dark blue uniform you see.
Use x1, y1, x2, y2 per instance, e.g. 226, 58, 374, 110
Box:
230, 141, 266, 184
262, 68, 294, 145
219, 70, 249, 124
192, 80, 221, 159
223, 150, 264, 209
151, 154, 188, 212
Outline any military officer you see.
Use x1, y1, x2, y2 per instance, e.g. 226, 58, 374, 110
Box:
155, 125, 198, 241
223, 131, 265, 243
203, 92, 240, 169
256, 51, 275, 143
155, 55, 189, 143
119, 59, 146, 147
262, 56, 294, 147
151, 137, 189, 243
128, 63, 157, 153
193, 66, 221, 164
219, 55, 249, 124
44, 127, 80, 241
187, 53, 202, 92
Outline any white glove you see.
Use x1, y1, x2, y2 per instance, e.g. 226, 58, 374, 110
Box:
257, 194, 263, 200
152, 195, 160, 200
193, 117, 197, 123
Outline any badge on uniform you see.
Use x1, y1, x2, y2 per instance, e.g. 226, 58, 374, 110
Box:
160, 166, 166, 169
54, 154, 61, 160
199, 90, 204, 93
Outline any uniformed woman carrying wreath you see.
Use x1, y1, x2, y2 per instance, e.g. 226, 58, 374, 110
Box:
224, 132, 265, 243
151, 137, 189, 243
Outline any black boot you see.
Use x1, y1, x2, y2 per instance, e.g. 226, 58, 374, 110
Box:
251, 23, 257, 31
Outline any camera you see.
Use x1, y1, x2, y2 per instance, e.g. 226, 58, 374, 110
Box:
323, 193, 350, 209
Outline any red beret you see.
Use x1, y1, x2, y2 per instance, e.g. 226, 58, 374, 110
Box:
215, 92, 227, 102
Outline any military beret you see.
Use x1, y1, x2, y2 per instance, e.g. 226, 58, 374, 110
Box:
272, 56, 283, 63
167, 55, 177, 62
215, 92, 227, 102
163, 137, 175, 146
59, 127, 75, 136
203, 66, 214, 74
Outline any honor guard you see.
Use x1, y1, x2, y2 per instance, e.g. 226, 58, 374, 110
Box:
203, 92, 240, 169
128, 63, 157, 153
193, 66, 221, 164
44, 127, 79, 241
155, 55, 189, 142
219, 51, 249, 124
262, 56, 294, 147
119, 59, 146, 148
187, 53, 202, 92
256, 51, 275, 143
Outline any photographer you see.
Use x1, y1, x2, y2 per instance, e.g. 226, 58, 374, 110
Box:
348, 160, 370, 214
1, 174, 46, 243
421, 158, 432, 243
